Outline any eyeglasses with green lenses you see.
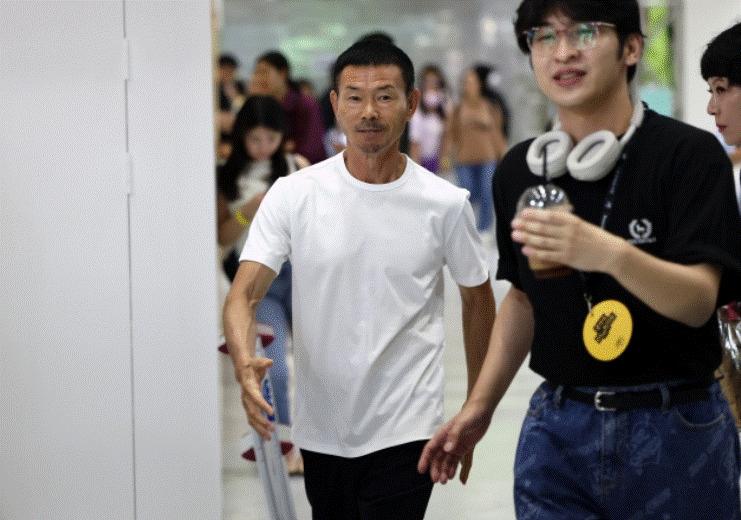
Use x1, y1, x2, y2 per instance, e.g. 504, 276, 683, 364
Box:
524, 22, 616, 54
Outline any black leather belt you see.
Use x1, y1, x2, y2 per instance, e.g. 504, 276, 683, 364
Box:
559, 380, 713, 412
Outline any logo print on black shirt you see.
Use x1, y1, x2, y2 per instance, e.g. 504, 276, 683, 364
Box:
628, 218, 656, 245
593, 312, 617, 343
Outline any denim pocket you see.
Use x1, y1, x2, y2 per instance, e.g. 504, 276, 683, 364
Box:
515, 385, 550, 475
672, 398, 727, 430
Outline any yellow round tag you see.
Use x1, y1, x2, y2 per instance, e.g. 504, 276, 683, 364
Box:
583, 300, 633, 362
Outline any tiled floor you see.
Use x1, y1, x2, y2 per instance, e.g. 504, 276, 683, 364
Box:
221, 243, 545, 520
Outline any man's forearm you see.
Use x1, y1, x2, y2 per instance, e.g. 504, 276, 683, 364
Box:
222, 260, 278, 382
223, 292, 258, 383
605, 238, 722, 328
460, 279, 496, 396
467, 286, 533, 417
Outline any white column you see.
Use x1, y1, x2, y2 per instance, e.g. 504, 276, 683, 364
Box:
675, 0, 741, 131
125, 1, 221, 518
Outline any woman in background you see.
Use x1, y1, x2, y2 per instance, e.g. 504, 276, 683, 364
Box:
217, 94, 308, 473
703, 22, 741, 211
442, 66, 507, 232
409, 65, 450, 174
701, 21, 741, 430
251, 50, 327, 165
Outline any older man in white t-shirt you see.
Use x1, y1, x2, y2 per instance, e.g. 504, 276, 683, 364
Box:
223, 39, 494, 520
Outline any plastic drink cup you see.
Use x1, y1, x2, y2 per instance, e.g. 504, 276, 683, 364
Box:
516, 183, 573, 279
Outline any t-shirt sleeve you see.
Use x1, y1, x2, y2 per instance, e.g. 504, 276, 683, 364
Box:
444, 195, 490, 287
663, 131, 741, 305
492, 147, 524, 289
238, 176, 291, 273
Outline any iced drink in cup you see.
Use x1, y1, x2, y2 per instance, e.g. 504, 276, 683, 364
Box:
516, 183, 573, 279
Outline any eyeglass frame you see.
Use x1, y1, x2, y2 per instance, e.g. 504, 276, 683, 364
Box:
523, 21, 617, 54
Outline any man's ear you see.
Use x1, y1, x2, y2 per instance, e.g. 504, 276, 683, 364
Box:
330, 89, 338, 115
407, 88, 421, 120
622, 33, 643, 68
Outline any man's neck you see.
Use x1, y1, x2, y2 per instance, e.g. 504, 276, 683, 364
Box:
558, 90, 635, 142
343, 148, 406, 184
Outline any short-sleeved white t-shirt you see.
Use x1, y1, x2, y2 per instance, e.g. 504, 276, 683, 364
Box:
240, 152, 489, 457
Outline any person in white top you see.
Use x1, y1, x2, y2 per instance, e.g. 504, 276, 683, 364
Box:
409, 64, 451, 174
223, 39, 495, 520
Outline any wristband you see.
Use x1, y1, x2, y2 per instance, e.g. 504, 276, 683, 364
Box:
234, 210, 249, 227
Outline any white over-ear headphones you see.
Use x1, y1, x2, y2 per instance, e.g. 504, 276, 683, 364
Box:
526, 101, 644, 181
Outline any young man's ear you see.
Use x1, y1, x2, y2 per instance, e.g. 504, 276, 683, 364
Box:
622, 33, 644, 68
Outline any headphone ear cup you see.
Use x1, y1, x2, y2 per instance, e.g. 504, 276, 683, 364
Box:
526, 131, 572, 178
567, 130, 621, 181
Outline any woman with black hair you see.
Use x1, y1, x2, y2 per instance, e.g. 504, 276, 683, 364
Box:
218, 95, 308, 256
702, 22, 741, 431
217, 94, 308, 474
251, 50, 327, 165
702, 22, 741, 211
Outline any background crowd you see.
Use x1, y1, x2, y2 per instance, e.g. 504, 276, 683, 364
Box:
216, 12, 741, 520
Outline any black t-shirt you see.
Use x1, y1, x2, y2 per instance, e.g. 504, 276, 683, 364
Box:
493, 108, 741, 386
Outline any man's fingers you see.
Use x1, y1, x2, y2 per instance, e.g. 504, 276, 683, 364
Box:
244, 390, 276, 440
428, 441, 462, 484
248, 414, 275, 440
437, 451, 460, 485
240, 358, 277, 441
459, 451, 473, 484
418, 422, 452, 473
250, 357, 274, 377
417, 439, 436, 473
243, 378, 275, 414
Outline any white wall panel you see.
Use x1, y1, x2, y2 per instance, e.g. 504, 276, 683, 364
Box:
0, 2, 133, 518
1, 1, 219, 518
125, 1, 221, 518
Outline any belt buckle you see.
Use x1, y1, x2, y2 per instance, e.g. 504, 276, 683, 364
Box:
594, 390, 616, 412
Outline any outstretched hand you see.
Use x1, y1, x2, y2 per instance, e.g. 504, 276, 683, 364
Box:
417, 402, 492, 484
238, 357, 276, 440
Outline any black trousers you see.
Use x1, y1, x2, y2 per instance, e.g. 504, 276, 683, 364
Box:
301, 440, 434, 520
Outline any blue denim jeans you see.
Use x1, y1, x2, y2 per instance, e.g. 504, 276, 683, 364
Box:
455, 161, 496, 231
255, 261, 292, 425
514, 381, 741, 520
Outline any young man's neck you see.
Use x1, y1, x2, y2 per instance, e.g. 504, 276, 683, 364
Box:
558, 88, 635, 142
343, 147, 406, 184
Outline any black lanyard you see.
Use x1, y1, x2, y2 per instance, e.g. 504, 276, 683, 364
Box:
578, 152, 627, 312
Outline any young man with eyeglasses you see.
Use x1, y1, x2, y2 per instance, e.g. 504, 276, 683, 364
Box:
419, 0, 741, 518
